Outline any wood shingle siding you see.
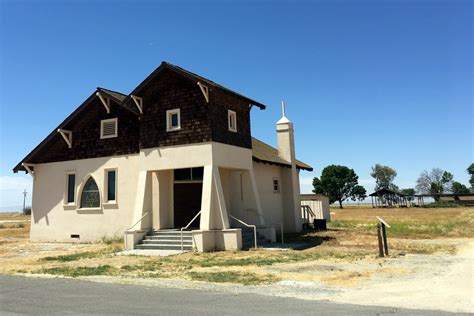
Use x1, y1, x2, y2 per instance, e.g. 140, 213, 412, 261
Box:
139, 69, 213, 149
27, 97, 140, 164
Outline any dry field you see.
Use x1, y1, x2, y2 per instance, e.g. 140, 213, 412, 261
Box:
0, 207, 472, 287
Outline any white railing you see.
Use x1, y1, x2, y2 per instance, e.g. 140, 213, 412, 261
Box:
229, 214, 257, 249
180, 210, 201, 252
126, 211, 150, 232
245, 209, 284, 245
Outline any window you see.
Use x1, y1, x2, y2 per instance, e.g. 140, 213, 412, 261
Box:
273, 178, 280, 193
105, 169, 117, 202
228, 110, 237, 132
174, 167, 204, 182
100, 118, 118, 139
66, 173, 76, 204
166, 109, 181, 131
80, 177, 100, 208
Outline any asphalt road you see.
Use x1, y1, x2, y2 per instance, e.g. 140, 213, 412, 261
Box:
0, 276, 465, 315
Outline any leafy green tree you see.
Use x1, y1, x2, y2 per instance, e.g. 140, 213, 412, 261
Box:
312, 165, 364, 209
452, 181, 470, 194
370, 164, 397, 190
415, 168, 453, 201
401, 188, 416, 202
468, 164, 474, 192
351, 185, 367, 202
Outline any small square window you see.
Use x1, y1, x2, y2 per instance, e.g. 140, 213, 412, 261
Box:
166, 109, 181, 131
273, 178, 280, 193
228, 110, 237, 132
100, 118, 118, 139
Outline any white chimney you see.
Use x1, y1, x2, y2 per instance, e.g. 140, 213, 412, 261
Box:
276, 100, 302, 232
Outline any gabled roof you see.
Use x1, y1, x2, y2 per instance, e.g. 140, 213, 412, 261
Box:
251, 137, 313, 171
122, 61, 266, 110
13, 87, 131, 173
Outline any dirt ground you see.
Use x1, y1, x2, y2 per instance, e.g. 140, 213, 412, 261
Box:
0, 208, 473, 313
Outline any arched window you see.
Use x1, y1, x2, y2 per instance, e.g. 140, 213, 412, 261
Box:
80, 177, 100, 208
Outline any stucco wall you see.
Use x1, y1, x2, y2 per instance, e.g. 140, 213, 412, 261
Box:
30, 154, 141, 242
252, 162, 284, 225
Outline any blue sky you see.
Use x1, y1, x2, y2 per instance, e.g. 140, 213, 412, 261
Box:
0, 0, 472, 210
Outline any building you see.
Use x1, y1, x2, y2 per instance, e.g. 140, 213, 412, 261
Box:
300, 194, 330, 223
13, 62, 312, 252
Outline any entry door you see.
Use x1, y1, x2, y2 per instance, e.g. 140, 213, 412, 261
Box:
173, 183, 202, 228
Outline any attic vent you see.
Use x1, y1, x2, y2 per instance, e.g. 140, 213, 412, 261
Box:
70, 234, 80, 239
100, 118, 118, 139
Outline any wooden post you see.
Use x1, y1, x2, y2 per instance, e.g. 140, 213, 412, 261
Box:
381, 223, 389, 255
377, 223, 384, 257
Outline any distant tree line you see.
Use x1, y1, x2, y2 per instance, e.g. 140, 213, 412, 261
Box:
312, 163, 474, 208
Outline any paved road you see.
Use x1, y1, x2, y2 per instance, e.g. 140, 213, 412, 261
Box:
0, 276, 465, 315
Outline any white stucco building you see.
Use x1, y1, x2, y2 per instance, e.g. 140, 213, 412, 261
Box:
13, 62, 313, 252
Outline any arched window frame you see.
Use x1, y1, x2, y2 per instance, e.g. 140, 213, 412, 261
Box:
79, 175, 101, 209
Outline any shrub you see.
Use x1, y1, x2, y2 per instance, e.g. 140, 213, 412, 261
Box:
23, 207, 31, 215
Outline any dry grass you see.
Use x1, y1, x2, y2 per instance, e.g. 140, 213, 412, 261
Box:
1, 208, 472, 286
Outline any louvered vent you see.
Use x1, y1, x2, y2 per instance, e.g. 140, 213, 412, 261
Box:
100, 119, 117, 139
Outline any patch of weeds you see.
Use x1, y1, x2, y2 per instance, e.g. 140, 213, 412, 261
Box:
42, 251, 100, 262
0, 224, 4, 229
40, 265, 114, 277
100, 235, 124, 245
188, 271, 279, 285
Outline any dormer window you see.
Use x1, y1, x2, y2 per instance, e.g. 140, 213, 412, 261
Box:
100, 118, 118, 139
228, 110, 237, 132
166, 109, 181, 132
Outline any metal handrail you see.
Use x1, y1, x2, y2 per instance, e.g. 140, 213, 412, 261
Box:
301, 205, 317, 224
245, 209, 284, 245
180, 210, 201, 251
126, 211, 150, 232
229, 214, 257, 249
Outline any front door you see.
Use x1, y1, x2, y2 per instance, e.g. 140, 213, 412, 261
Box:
173, 182, 202, 228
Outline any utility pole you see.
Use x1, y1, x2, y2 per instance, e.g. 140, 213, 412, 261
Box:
22, 189, 27, 213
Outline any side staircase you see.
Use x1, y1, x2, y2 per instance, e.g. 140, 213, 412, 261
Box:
241, 228, 272, 249
135, 229, 193, 251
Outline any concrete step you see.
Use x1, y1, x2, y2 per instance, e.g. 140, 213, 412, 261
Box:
141, 239, 193, 245
135, 244, 192, 250
145, 235, 193, 240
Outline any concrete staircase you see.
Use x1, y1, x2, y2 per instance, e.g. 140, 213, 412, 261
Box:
241, 228, 271, 249
135, 229, 193, 251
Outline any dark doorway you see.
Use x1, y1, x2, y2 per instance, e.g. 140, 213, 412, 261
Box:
173, 182, 202, 228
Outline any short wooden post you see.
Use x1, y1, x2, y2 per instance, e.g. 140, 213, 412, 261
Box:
377, 223, 384, 257
381, 223, 389, 255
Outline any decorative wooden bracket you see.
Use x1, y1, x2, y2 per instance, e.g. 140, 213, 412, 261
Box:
131, 95, 143, 114
22, 163, 35, 177
96, 92, 110, 113
197, 82, 209, 103
57, 129, 72, 148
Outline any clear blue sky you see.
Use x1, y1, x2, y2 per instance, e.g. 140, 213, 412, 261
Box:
0, 0, 472, 209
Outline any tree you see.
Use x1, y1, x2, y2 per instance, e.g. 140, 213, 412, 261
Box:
401, 188, 416, 203
370, 164, 397, 190
351, 185, 367, 202
452, 181, 470, 194
467, 163, 474, 192
312, 165, 364, 208
415, 168, 453, 201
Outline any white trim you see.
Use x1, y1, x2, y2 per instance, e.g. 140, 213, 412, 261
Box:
57, 129, 72, 148
22, 163, 35, 177
96, 92, 111, 113
100, 118, 118, 139
104, 168, 118, 204
166, 109, 181, 132
272, 177, 280, 194
228, 110, 237, 132
131, 95, 143, 114
197, 82, 209, 103
64, 171, 76, 206
79, 175, 101, 209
